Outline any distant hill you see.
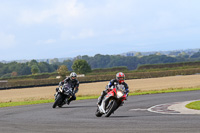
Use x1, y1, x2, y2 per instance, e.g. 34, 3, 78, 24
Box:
1, 48, 199, 63
121, 48, 200, 57
0, 57, 72, 64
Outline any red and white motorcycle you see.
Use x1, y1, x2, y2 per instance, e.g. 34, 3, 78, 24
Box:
95, 84, 127, 117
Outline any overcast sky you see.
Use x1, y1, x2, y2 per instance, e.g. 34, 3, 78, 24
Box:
0, 0, 200, 61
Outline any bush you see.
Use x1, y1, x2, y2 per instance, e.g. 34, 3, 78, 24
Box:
0, 72, 58, 80
92, 66, 128, 73
137, 61, 200, 70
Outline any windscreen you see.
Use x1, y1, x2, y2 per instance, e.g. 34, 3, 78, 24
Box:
117, 84, 125, 91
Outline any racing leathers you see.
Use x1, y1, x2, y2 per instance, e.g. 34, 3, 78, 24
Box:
56, 77, 79, 104
97, 79, 129, 105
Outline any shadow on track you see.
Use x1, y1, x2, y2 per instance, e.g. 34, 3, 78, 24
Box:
56, 105, 96, 109
108, 115, 135, 118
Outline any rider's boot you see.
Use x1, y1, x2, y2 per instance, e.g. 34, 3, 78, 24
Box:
67, 99, 71, 105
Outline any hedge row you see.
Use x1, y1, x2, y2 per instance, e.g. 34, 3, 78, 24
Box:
0, 78, 61, 89
126, 68, 200, 79
1, 68, 200, 89
92, 66, 128, 73
0, 72, 58, 80
137, 61, 200, 70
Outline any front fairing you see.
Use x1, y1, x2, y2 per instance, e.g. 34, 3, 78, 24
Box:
59, 84, 73, 96
99, 85, 127, 112
106, 88, 117, 97
120, 94, 127, 101
106, 86, 126, 100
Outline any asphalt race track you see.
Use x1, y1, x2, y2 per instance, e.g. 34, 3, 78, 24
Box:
1, 91, 200, 133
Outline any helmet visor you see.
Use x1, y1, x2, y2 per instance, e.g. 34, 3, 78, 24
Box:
117, 77, 124, 80
71, 76, 76, 80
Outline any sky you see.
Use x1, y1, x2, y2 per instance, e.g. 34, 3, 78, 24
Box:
0, 0, 200, 61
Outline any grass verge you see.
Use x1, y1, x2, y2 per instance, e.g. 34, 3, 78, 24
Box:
0, 96, 100, 108
129, 87, 200, 96
1, 87, 200, 108
185, 101, 200, 110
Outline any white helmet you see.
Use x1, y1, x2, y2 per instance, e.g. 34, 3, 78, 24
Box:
70, 72, 77, 80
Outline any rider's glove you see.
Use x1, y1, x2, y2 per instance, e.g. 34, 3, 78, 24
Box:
59, 81, 64, 86
74, 88, 79, 94
125, 90, 129, 95
105, 85, 111, 91
107, 88, 112, 92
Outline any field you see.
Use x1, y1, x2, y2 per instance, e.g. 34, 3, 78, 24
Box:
1, 74, 200, 103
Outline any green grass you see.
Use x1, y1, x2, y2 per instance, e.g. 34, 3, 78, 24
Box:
186, 101, 200, 110
1, 87, 200, 108
0, 99, 54, 108
0, 96, 99, 108
129, 87, 200, 96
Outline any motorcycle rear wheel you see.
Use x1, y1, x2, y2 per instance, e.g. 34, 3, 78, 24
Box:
105, 99, 118, 117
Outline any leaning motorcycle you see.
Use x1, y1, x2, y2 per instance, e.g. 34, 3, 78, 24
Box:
95, 84, 127, 117
52, 84, 73, 108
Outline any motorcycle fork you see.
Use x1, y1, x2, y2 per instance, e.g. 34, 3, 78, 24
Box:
104, 97, 115, 109
99, 96, 110, 113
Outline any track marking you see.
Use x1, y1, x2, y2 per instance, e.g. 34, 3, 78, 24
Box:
147, 103, 180, 114
129, 108, 147, 111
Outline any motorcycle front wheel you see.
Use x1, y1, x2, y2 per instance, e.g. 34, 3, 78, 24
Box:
52, 94, 62, 108
105, 99, 118, 117
95, 107, 103, 117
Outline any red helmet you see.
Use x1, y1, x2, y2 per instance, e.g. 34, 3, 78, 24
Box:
116, 72, 125, 84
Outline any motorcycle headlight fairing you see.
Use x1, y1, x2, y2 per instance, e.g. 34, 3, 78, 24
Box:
117, 91, 123, 98
59, 87, 63, 93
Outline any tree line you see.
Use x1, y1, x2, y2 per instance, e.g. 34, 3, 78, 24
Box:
0, 59, 91, 78
0, 50, 200, 78
80, 50, 200, 70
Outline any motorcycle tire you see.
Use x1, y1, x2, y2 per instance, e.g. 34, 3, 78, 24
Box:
52, 94, 62, 108
58, 104, 63, 108
95, 107, 103, 117
105, 99, 118, 117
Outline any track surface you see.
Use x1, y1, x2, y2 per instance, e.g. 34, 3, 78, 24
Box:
1, 91, 200, 133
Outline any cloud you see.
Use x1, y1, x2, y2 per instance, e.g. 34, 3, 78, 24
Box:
36, 39, 56, 45
45, 39, 56, 44
0, 32, 15, 49
1, 0, 200, 60
78, 29, 94, 39
19, 10, 53, 24
18, 0, 86, 26
61, 29, 94, 40
17, 0, 136, 28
